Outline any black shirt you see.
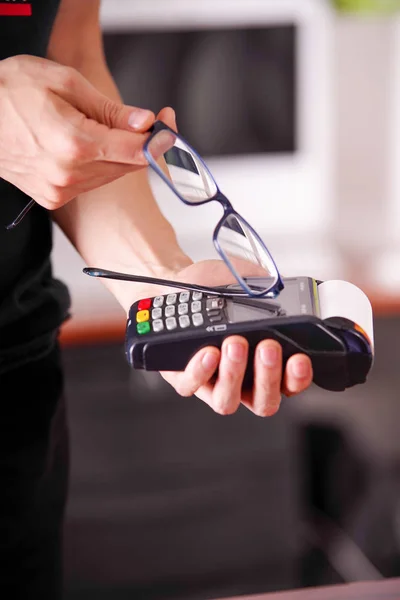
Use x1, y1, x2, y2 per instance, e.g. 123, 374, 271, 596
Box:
0, 0, 71, 355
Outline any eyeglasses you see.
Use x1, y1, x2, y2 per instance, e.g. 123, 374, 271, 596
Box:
141, 120, 284, 298
8, 120, 284, 299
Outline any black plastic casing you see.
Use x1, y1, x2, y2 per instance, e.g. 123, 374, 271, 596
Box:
125, 307, 373, 392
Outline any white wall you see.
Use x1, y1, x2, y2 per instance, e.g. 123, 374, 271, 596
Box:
333, 16, 400, 294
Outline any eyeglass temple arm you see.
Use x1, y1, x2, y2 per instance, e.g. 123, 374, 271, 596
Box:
4, 122, 170, 230
6, 198, 36, 230
83, 267, 283, 314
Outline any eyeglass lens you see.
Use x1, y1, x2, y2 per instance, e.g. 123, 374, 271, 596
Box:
146, 130, 218, 204
217, 213, 278, 294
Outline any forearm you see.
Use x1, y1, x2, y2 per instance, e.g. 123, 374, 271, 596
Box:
51, 26, 192, 312
55, 170, 192, 312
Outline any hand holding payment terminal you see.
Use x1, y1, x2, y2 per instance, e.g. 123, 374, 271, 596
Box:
84, 269, 374, 392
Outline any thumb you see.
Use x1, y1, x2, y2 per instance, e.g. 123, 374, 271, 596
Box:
101, 101, 155, 132
56, 68, 155, 132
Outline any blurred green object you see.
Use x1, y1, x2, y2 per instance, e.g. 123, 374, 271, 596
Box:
333, 0, 400, 13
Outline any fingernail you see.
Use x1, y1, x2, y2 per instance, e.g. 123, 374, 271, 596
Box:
164, 106, 176, 126
172, 112, 177, 129
128, 108, 153, 130
202, 352, 219, 371
260, 346, 279, 367
264, 403, 281, 417
291, 358, 310, 379
227, 343, 246, 363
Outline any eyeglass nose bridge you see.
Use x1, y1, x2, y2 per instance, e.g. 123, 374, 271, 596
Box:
210, 190, 234, 213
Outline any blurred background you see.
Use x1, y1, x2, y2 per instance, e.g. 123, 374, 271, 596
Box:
57, 1, 400, 598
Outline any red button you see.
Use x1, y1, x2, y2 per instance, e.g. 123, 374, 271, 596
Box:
138, 298, 152, 311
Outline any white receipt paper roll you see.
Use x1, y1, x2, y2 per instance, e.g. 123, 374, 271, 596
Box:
318, 280, 374, 349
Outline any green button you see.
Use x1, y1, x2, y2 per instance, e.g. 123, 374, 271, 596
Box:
137, 321, 151, 335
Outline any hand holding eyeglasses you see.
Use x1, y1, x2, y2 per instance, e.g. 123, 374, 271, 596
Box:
1, 55, 176, 228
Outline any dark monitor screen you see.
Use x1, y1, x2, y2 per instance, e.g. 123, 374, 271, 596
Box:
103, 25, 296, 158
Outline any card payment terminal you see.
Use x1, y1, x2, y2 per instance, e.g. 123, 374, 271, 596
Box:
124, 275, 374, 392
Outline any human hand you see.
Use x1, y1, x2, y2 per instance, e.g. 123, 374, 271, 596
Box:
129, 259, 313, 417
0, 55, 175, 209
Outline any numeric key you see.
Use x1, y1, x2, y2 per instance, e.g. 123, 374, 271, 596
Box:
178, 303, 188, 315
152, 319, 164, 332
191, 301, 202, 313
165, 305, 176, 317
166, 317, 177, 330
153, 296, 164, 308
152, 307, 162, 320
192, 313, 204, 327
179, 291, 190, 303
179, 315, 190, 329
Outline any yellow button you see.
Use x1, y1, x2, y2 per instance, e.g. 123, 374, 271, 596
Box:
136, 309, 150, 323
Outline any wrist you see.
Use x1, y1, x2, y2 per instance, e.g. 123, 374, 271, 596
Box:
99, 250, 193, 315
54, 166, 195, 314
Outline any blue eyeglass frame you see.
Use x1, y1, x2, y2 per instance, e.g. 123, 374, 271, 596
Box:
144, 120, 284, 298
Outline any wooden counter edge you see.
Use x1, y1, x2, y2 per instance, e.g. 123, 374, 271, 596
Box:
215, 577, 400, 600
